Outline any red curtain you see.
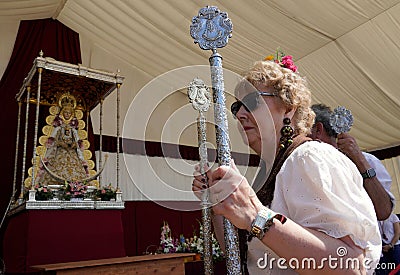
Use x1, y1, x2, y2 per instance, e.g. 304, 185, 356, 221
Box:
4, 210, 126, 273
0, 18, 82, 242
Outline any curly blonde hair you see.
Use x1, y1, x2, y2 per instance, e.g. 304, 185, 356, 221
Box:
243, 60, 315, 135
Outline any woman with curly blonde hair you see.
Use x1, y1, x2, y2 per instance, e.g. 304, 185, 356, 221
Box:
193, 56, 380, 274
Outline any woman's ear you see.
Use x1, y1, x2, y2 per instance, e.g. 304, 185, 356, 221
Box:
284, 106, 297, 120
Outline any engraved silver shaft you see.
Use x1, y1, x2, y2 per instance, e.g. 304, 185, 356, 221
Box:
198, 114, 214, 275
188, 78, 213, 275
209, 51, 241, 275
190, 6, 241, 274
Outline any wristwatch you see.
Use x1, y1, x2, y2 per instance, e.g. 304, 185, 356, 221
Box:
249, 207, 275, 240
361, 168, 376, 179
249, 207, 287, 240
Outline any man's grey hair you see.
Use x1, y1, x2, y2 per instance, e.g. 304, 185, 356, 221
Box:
311, 103, 338, 138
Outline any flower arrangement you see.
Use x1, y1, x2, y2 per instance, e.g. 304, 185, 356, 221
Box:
60, 181, 88, 200
24, 184, 54, 201
159, 221, 224, 262
94, 184, 116, 201
264, 48, 298, 72
160, 221, 177, 253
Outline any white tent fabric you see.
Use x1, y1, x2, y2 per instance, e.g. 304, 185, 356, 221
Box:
1, 0, 400, 151
1, 0, 400, 210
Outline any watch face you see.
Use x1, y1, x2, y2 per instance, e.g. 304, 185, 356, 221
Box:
368, 168, 376, 177
362, 168, 376, 179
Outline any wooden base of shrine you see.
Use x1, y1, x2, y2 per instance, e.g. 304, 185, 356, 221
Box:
32, 253, 196, 275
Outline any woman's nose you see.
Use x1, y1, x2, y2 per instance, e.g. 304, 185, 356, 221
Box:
235, 105, 248, 120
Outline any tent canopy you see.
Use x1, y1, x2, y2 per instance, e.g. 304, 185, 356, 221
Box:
1, 0, 400, 152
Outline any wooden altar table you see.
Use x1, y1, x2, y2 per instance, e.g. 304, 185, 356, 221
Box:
32, 253, 195, 275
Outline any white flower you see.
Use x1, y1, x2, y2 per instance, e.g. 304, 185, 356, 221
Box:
159, 221, 224, 261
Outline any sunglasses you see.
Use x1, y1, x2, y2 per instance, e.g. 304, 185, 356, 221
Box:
231, 91, 276, 117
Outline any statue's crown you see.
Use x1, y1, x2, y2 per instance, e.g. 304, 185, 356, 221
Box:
59, 92, 76, 110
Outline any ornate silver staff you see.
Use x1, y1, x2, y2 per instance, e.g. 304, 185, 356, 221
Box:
188, 77, 213, 275
330, 106, 354, 134
191, 6, 242, 274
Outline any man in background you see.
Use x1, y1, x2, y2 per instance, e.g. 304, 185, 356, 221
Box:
309, 104, 394, 220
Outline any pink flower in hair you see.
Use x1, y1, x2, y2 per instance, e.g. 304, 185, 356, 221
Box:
281, 55, 298, 72
264, 48, 298, 73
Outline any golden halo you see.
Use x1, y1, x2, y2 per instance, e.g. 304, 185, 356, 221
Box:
58, 92, 77, 110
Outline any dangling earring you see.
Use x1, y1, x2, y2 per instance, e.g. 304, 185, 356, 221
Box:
279, 117, 294, 149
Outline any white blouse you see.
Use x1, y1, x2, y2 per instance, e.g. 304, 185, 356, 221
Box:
247, 141, 381, 274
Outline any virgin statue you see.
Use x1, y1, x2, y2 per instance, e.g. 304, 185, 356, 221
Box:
31, 93, 96, 186
23, 91, 107, 193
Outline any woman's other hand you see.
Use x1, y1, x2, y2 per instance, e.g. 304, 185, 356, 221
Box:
192, 163, 212, 201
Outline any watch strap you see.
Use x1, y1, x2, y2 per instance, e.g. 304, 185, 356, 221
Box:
249, 207, 287, 241
361, 168, 376, 179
